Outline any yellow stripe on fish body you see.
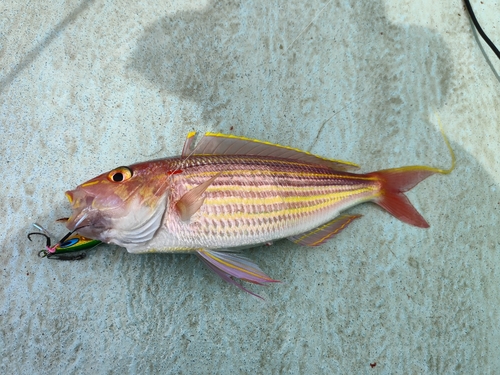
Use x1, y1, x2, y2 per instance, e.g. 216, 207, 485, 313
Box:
164, 159, 380, 245
202, 189, 376, 208
198, 189, 374, 235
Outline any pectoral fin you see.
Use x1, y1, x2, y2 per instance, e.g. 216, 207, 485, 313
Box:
196, 249, 279, 299
176, 173, 221, 221
288, 214, 362, 246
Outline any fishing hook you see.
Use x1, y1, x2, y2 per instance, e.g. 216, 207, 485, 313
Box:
37, 248, 87, 261
28, 224, 88, 261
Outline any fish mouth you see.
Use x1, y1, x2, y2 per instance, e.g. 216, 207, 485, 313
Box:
64, 190, 104, 238
65, 211, 90, 231
65, 208, 108, 241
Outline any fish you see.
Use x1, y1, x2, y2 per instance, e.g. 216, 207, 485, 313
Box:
64, 130, 454, 297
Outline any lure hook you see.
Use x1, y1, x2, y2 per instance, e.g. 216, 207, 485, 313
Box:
46, 252, 87, 261
28, 232, 51, 248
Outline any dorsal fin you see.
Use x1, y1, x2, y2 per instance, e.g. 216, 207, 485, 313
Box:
181, 131, 197, 158
190, 132, 359, 171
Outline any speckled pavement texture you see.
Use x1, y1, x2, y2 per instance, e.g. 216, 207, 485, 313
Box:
1, 0, 499, 373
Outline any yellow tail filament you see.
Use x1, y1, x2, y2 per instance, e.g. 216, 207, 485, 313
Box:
433, 113, 456, 175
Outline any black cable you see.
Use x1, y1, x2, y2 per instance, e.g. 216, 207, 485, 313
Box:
463, 0, 500, 60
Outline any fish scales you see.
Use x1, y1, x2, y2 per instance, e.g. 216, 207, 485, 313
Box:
159, 154, 379, 251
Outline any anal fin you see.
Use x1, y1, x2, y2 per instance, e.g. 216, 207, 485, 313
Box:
196, 249, 279, 299
288, 214, 362, 247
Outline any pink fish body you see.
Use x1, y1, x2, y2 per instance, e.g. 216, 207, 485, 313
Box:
65, 132, 453, 296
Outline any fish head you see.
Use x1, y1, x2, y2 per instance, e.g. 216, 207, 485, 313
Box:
65, 160, 171, 248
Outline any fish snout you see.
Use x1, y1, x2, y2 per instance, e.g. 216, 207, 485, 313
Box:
64, 188, 97, 232
65, 189, 95, 209
65, 190, 75, 205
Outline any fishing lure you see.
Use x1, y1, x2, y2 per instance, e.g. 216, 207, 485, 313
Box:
28, 223, 100, 260
60, 126, 454, 297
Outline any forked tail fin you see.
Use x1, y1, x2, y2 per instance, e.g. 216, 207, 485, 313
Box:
368, 167, 439, 227
367, 116, 456, 228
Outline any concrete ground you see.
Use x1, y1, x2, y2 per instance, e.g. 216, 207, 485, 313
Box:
1, 0, 499, 373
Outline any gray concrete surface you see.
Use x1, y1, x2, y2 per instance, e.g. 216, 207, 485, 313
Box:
1, 0, 499, 373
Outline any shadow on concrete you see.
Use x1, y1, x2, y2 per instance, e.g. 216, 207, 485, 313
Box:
128, 0, 453, 155
0, 0, 95, 95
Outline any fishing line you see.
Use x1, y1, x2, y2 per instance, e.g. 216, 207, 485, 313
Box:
464, 0, 500, 60
288, 0, 333, 49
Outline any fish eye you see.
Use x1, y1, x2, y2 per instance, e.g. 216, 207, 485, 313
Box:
107, 166, 133, 183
